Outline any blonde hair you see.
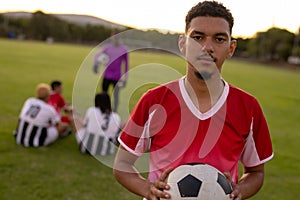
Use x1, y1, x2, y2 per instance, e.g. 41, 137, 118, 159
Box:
36, 83, 51, 100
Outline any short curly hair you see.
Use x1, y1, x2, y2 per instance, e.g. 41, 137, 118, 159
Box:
185, 1, 234, 34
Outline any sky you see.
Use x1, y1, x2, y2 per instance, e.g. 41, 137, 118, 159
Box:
1, 0, 299, 38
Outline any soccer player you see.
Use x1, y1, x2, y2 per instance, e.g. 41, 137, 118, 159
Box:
113, 1, 273, 200
14, 83, 70, 147
70, 93, 121, 156
48, 80, 72, 123
93, 32, 129, 112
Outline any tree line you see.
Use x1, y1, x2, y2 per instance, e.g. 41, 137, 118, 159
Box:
0, 11, 116, 44
1, 11, 299, 64
234, 28, 300, 63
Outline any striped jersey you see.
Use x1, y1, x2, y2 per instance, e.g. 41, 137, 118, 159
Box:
118, 77, 274, 183
14, 98, 60, 147
77, 107, 121, 156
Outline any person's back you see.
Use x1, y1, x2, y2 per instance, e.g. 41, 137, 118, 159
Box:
77, 107, 120, 156
73, 92, 121, 156
14, 84, 61, 147
85, 107, 120, 138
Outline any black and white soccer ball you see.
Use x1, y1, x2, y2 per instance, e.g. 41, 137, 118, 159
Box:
162, 163, 232, 200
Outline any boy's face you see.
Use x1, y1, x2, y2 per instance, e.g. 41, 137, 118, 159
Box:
179, 16, 236, 79
54, 85, 62, 94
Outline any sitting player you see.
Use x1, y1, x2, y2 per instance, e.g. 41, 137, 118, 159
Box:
14, 83, 70, 147
70, 92, 121, 156
48, 80, 72, 123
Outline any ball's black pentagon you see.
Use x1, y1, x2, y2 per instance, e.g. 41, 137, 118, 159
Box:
217, 172, 232, 195
177, 174, 202, 197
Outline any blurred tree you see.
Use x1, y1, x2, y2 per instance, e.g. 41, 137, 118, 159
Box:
233, 37, 251, 58
248, 27, 294, 61
291, 27, 300, 56
68, 23, 84, 43
29, 11, 50, 40
83, 24, 111, 43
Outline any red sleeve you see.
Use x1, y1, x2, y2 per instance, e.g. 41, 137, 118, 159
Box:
118, 91, 153, 156
241, 99, 274, 167
252, 100, 273, 161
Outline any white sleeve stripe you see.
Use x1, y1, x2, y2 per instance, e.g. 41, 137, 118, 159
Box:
241, 118, 274, 167
241, 118, 260, 166
118, 109, 157, 157
117, 138, 143, 156
244, 153, 274, 167
134, 110, 156, 153
261, 153, 274, 163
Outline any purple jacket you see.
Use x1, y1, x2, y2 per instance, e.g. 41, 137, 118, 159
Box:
94, 44, 129, 80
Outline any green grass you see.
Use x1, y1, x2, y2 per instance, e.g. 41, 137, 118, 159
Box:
0, 38, 300, 199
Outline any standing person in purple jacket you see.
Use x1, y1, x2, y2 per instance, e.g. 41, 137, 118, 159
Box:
93, 33, 129, 112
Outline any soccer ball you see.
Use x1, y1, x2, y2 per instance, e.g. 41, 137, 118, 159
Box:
97, 53, 110, 66
162, 164, 232, 200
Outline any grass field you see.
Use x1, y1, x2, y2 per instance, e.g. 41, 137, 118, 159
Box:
0, 38, 300, 199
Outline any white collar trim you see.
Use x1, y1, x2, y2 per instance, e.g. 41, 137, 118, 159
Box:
179, 77, 229, 120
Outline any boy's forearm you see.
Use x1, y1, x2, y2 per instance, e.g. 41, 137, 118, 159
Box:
113, 167, 150, 198
237, 165, 264, 199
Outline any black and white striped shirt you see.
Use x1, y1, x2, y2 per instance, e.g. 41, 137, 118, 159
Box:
77, 107, 121, 156
14, 98, 59, 147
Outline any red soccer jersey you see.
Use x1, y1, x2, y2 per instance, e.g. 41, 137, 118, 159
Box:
118, 77, 273, 183
48, 93, 66, 115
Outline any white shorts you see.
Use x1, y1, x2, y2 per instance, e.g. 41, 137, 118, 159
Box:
44, 127, 59, 146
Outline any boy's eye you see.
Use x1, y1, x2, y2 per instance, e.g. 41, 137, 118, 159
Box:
216, 37, 226, 43
192, 35, 202, 40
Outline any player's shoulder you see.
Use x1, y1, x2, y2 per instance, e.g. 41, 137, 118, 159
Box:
228, 83, 259, 104
103, 43, 113, 49
44, 101, 57, 112
86, 106, 99, 115
146, 79, 180, 95
229, 83, 251, 96
27, 97, 56, 111
26, 97, 38, 102
111, 112, 121, 123
140, 79, 180, 105
49, 93, 63, 99
25, 97, 45, 106
121, 44, 128, 50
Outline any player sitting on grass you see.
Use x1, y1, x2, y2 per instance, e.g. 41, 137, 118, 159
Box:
69, 92, 121, 156
48, 80, 72, 124
14, 83, 71, 147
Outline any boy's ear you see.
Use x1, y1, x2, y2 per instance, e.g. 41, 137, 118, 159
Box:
226, 39, 237, 58
178, 34, 186, 54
